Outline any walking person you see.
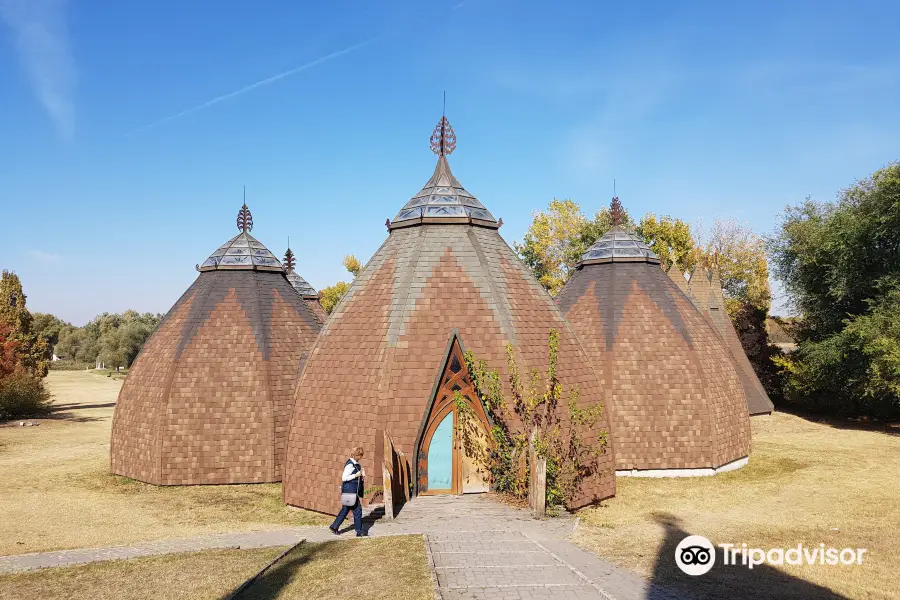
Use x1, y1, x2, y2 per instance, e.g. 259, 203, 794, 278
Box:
329, 446, 367, 537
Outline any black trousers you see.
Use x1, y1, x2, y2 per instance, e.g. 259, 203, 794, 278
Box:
331, 498, 363, 535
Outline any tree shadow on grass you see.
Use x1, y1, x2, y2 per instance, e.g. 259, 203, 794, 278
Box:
774, 407, 900, 437
218, 541, 328, 600
46, 411, 104, 423
650, 513, 849, 600
52, 402, 117, 411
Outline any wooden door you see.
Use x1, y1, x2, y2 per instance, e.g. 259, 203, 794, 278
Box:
417, 336, 490, 495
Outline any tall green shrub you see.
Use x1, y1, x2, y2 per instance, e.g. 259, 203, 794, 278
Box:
0, 373, 52, 421
770, 163, 900, 418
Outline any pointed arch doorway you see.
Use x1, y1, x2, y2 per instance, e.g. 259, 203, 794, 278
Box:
415, 332, 491, 496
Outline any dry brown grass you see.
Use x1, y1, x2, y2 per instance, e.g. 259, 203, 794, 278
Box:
0, 547, 282, 600
240, 536, 434, 600
0, 537, 433, 600
0, 371, 327, 556
575, 411, 900, 600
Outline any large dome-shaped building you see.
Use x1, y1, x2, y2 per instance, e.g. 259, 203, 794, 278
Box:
557, 198, 751, 475
110, 203, 323, 485
283, 117, 616, 513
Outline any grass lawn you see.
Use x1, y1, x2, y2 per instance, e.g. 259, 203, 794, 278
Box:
576, 411, 899, 600
0, 537, 433, 600
239, 536, 433, 600
0, 371, 327, 557
0, 547, 281, 600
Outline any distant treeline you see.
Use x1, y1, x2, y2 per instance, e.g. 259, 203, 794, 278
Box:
34, 311, 163, 371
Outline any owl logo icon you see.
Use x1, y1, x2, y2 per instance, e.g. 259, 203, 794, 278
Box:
675, 535, 716, 576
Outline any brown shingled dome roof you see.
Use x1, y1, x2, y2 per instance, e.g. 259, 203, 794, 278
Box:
687, 266, 775, 415
557, 198, 751, 474
283, 117, 616, 513
110, 203, 323, 485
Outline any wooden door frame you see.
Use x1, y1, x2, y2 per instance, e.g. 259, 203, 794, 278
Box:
413, 330, 492, 497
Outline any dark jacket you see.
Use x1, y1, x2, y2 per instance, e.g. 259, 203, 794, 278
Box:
340, 459, 364, 497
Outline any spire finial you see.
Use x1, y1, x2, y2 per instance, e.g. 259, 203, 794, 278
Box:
609, 196, 625, 227
237, 197, 253, 232
283, 245, 296, 272
430, 105, 456, 157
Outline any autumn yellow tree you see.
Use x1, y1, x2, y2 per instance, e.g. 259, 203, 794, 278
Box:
514, 199, 588, 296
696, 218, 780, 393
319, 254, 364, 314
695, 218, 770, 314
342, 254, 362, 277
635, 214, 697, 272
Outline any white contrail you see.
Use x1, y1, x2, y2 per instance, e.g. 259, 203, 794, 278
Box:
134, 37, 380, 133
1, 0, 77, 140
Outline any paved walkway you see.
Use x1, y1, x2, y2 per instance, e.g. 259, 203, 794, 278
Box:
0, 529, 308, 573
0, 494, 686, 600
371, 495, 685, 600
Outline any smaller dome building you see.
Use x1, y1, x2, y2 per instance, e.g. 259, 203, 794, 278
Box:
557, 198, 751, 476
282, 245, 327, 322
685, 266, 775, 415
110, 202, 323, 485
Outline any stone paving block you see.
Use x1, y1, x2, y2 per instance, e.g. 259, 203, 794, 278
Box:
429, 540, 540, 554
432, 551, 550, 568
436, 565, 584, 588
439, 585, 602, 600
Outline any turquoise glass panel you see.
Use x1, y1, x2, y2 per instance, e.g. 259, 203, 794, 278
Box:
427, 412, 453, 490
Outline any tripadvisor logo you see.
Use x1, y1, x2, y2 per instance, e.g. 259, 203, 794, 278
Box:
675, 535, 716, 576
675, 536, 868, 576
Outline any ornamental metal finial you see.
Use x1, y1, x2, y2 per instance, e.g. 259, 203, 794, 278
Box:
283, 246, 296, 272
609, 196, 625, 227
237, 202, 253, 232
430, 116, 456, 156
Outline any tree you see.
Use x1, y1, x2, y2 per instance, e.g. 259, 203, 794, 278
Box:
770, 163, 900, 418
53, 311, 160, 368
635, 214, 697, 272
0, 273, 51, 420
515, 199, 590, 297
516, 198, 698, 296
0, 271, 50, 377
31, 313, 70, 350
319, 281, 351, 315
697, 218, 771, 313
0, 322, 19, 378
342, 254, 362, 277
696, 218, 779, 394
99, 328, 127, 372
319, 253, 365, 314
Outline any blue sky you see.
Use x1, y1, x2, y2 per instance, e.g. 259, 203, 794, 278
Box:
2, 0, 898, 325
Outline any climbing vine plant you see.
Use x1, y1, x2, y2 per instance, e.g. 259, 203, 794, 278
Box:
455, 329, 609, 509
